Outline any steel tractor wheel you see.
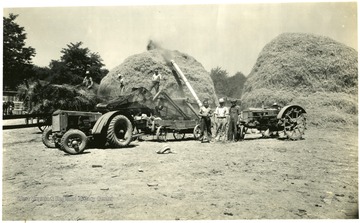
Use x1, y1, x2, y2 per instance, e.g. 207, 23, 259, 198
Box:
173, 131, 185, 140
42, 127, 55, 148
156, 126, 167, 142
60, 129, 88, 154
107, 115, 133, 147
282, 107, 307, 140
193, 124, 201, 139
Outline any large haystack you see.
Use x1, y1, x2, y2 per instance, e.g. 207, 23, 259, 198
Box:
242, 33, 358, 127
98, 45, 217, 105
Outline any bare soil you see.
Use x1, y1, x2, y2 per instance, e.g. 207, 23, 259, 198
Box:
2, 124, 358, 220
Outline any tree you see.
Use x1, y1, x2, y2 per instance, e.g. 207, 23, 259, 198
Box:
3, 13, 36, 90
227, 72, 247, 98
210, 67, 229, 97
49, 42, 108, 84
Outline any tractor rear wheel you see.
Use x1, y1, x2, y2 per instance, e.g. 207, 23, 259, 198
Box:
60, 129, 88, 154
283, 107, 306, 140
107, 115, 133, 147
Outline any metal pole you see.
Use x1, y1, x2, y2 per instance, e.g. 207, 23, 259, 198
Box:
170, 60, 203, 108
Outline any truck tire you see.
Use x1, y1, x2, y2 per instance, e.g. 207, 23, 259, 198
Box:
42, 127, 55, 148
60, 129, 88, 155
107, 115, 133, 147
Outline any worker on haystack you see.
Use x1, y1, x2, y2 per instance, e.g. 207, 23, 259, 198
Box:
271, 102, 281, 110
214, 98, 229, 142
118, 73, 125, 93
227, 99, 241, 142
199, 99, 212, 143
149, 70, 162, 94
82, 71, 93, 89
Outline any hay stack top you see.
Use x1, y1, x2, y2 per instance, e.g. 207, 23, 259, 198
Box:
98, 47, 217, 105
244, 32, 358, 95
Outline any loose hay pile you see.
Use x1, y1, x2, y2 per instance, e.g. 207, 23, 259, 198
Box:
98, 43, 217, 105
17, 81, 100, 114
242, 33, 358, 127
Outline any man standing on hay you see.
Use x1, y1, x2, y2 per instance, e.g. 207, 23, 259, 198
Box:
118, 73, 125, 94
199, 99, 212, 143
82, 71, 94, 89
149, 70, 162, 93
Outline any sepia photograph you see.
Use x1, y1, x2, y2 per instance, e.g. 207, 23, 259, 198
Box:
1, 0, 358, 221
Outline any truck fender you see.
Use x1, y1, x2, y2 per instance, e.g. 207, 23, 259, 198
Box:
91, 111, 133, 135
276, 104, 307, 119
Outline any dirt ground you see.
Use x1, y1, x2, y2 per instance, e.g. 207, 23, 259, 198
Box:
2, 122, 358, 220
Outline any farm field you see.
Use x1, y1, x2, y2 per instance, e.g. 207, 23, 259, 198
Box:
2, 125, 358, 220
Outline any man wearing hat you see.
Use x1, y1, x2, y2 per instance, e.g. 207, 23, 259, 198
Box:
227, 99, 241, 141
214, 98, 229, 141
198, 99, 212, 143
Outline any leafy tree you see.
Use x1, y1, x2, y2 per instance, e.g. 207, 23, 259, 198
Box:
210, 67, 228, 97
32, 65, 52, 81
49, 42, 108, 84
3, 13, 36, 90
227, 71, 246, 98
210, 67, 247, 99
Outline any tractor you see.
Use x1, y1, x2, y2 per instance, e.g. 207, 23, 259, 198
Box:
238, 104, 307, 140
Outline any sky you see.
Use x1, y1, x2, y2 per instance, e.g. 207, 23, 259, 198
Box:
2, 0, 358, 76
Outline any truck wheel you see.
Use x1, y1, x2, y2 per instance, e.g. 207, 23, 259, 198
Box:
107, 115, 133, 147
193, 124, 201, 139
42, 127, 55, 148
60, 129, 88, 154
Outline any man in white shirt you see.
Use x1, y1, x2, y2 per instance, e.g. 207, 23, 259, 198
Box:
214, 98, 229, 141
149, 70, 161, 93
82, 71, 93, 89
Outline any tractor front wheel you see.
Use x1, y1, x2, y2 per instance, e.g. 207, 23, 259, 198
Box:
60, 129, 88, 155
42, 127, 55, 148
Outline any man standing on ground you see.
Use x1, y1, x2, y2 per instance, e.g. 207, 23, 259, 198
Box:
199, 99, 212, 143
228, 99, 241, 142
149, 70, 161, 94
214, 98, 229, 142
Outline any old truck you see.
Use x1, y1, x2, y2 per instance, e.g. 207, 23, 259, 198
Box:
238, 103, 307, 140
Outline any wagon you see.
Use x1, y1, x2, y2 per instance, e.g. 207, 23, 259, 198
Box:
132, 91, 201, 141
